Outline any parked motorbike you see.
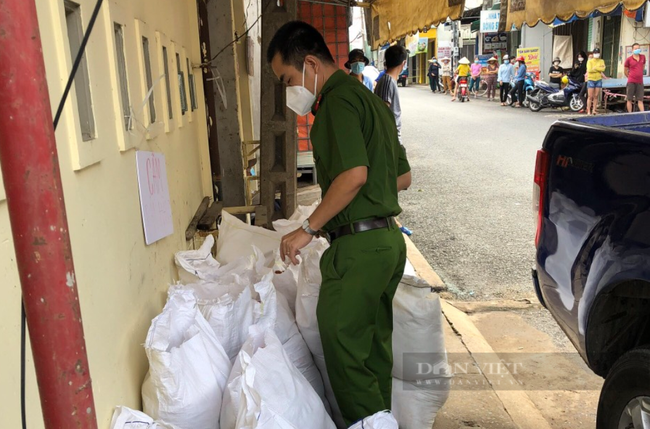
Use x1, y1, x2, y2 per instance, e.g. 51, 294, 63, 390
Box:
507, 73, 535, 107
527, 78, 585, 112
458, 76, 470, 102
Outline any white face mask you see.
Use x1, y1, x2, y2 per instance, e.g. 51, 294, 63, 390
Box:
578, 57, 584, 62
594, 53, 601, 59
286, 64, 318, 116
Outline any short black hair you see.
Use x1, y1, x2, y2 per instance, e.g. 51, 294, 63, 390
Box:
633, 42, 641, 48
266, 21, 335, 69
385, 45, 407, 69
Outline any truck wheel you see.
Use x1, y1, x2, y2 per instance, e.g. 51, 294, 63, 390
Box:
597, 347, 650, 429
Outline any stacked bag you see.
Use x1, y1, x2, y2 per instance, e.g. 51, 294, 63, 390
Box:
110, 203, 450, 429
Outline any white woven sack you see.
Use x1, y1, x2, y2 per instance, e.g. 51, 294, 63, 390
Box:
347, 411, 398, 429
216, 211, 282, 265
142, 290, 231, 429
110, 406, 174, 429
174, 234, 220, 283
391, 377, 450, 429
392, 275, 449, 381
237, 327, 335, 429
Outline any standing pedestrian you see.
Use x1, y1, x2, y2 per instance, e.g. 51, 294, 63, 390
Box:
375, 45, 407, 144
513, 56, 527, 108
470, 57, 482, 97
498, 54, 514, 105
624, 42, 646, 112
345, 49, 374, 91
586, 48, 606, 115
569, 51, 588, 85
428, 57, 440, 93
484, 57, 498, 101
440, 57, 452, 95
548, 57, 564, 89
267, 20, 411, 426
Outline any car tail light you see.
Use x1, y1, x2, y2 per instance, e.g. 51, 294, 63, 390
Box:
533, 149, 550, 247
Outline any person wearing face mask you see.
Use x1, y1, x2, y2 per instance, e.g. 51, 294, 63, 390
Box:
512, 56, 527, 108
498, 54, 515, 105
345, 49, 374, 91
470, 57, 482, 97
569, 51, 588, 84
267, 21, 411, 426
428, 57, 441, 93
375, 45, 408, 143
586, 48, 606, 115
625, 42, 647, 112
440, 56, 453, 95
548, 57, 564, 89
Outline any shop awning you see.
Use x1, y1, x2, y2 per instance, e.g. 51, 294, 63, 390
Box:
506, 0, 647, 29
370, 0, 466, 48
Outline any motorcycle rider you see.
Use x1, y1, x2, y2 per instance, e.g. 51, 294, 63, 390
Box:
452, 57, 471, 102
565, 51, 587, 100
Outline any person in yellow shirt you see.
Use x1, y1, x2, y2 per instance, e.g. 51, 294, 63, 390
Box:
586, 48, 607, 115
452, 57, 471, 101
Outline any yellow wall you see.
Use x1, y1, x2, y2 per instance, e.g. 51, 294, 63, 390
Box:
0, 0, 212, 427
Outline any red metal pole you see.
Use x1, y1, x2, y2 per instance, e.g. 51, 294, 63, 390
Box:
0, 1, 98, 428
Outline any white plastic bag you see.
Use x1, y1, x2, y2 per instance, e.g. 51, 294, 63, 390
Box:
142, 290, 232, 429
174, 235, 220, 283
270, 250, 300, 314
347, 410, 398, 429
391, 377, 450, 429
200, 287, 255, 363
254, 273, 327, 406
217, 211, 282, 265
392, 275, 449, 381
293, 242, 346, 428
110, 406, 174, 429
237, 327, 335, 429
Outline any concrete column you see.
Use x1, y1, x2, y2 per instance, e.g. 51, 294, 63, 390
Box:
206, 0, 254, 208
260, 0, 298, 221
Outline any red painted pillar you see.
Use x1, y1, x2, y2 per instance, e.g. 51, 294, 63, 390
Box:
0, 1, 98, 427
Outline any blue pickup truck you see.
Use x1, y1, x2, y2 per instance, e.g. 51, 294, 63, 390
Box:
532, 112, 650, 428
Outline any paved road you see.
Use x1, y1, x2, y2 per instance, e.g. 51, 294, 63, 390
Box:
398, 84, 575, 301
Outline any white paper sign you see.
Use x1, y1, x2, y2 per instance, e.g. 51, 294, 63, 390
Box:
136, 151, 174, 245
480, 10, 500, 33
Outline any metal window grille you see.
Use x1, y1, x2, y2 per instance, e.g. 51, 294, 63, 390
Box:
187, 58, 198, 111
176, 53, 188, 114
142, 36, 156, 124
64, 0, 96, 141
162, 46, 173, 120
113, 23, 131, 130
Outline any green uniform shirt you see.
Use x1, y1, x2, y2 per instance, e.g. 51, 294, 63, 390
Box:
310, 70, 410, 232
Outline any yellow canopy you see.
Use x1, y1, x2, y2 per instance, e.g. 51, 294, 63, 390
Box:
370, 0, 465, 48
506, 0, 647, 29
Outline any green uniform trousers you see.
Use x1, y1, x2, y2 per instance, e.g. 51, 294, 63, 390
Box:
317, 225, 406, 425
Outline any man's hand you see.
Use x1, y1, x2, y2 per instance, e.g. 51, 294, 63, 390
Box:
280, 227, 313, 265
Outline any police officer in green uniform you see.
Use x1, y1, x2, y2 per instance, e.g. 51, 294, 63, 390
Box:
267, 21, 411, 425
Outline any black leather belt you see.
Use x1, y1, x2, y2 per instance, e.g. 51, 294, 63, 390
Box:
328, 217, 396, 242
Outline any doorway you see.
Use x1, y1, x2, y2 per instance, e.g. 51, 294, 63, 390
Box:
601, 16, 621, 78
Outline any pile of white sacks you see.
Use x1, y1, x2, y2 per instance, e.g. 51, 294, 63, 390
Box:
110, 203, 451, 429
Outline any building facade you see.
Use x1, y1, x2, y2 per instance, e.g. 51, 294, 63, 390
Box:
0, 0, 212, 427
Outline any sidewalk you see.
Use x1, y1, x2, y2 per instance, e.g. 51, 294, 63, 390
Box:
406, 235, 602, 429
406, 236, 553, 429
